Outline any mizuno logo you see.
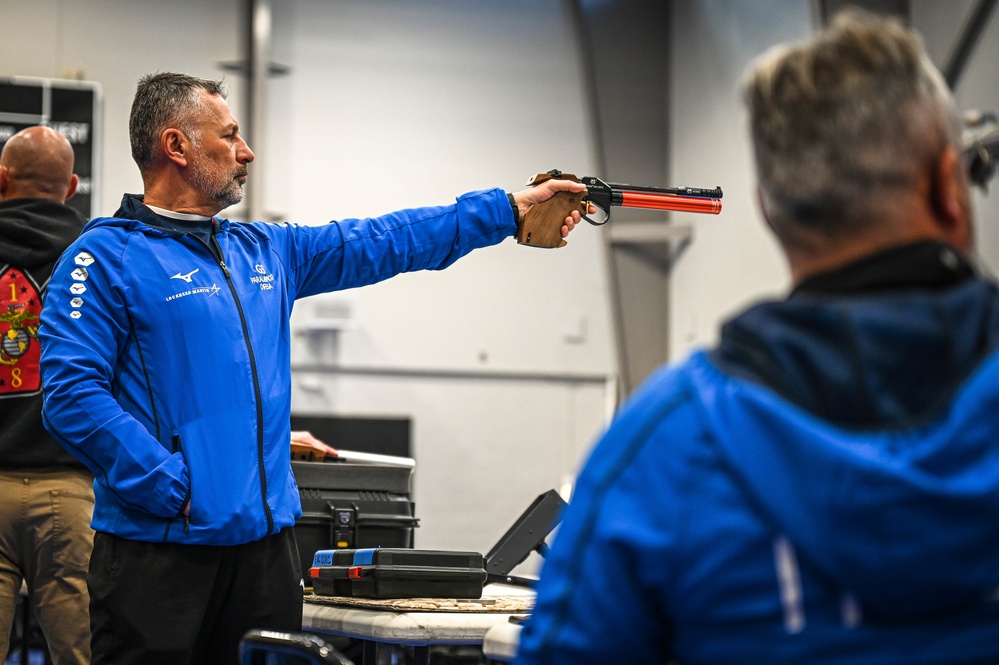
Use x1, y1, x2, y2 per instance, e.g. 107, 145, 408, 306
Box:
171, 269, 200, 283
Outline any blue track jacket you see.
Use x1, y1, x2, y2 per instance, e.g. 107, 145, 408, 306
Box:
39, 190, 515, 546
518, 251, 999, 664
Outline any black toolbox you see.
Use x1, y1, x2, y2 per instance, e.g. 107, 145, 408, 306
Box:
311, 548, 488, 599
292, 460, 419, 584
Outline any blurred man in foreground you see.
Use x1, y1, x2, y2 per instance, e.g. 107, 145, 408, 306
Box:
517, 9, 999, 664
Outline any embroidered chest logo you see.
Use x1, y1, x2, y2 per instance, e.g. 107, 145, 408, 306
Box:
250, 263, 274, 291
165, 265, 221, 302
0, 266, 43, 397
171, 268, 200, 283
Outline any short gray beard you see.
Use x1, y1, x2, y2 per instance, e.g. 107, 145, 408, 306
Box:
188, 155, 245, 209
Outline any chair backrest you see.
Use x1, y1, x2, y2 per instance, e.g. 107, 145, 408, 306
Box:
238, 630, 355, 665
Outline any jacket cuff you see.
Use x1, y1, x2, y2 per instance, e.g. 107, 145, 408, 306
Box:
507, 192, 520, 228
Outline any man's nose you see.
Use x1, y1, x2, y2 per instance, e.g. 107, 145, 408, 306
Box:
238, 137, 255, 164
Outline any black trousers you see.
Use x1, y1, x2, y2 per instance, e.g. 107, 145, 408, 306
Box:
88, 527, 303, 665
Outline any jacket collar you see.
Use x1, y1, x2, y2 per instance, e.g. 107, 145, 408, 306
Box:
114, 193, 221, 239
791, 241, 977, 298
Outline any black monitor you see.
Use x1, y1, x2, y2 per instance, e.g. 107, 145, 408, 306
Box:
484, 489, 567, 586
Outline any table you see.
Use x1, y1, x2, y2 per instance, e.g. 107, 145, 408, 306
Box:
302, 588, 532, 665
481, 621, 524, 663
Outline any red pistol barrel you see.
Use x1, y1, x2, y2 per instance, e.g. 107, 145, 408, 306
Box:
618, 191, 723, 215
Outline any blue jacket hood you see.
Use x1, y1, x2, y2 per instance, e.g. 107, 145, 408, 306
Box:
699, 278, 999, 621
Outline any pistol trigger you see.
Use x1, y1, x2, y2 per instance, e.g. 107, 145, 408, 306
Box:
582, 204, 609, 226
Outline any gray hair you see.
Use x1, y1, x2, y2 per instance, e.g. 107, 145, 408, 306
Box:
743, 9, 961, 239
129, 72, 228, 174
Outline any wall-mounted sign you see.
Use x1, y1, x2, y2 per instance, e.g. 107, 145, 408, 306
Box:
0, 77, 101, 219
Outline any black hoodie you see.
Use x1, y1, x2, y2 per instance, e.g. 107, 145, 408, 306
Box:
0, 197, 87, 469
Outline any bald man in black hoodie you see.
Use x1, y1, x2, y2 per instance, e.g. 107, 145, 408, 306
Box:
0, 126, 91, 664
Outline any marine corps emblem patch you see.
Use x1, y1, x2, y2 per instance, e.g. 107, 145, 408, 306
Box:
0, 266, 42, 397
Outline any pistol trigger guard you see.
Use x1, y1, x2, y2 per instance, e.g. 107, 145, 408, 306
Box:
582, 204, 609, 226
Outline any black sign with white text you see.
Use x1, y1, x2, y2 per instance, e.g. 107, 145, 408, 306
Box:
0, 78, 101, 219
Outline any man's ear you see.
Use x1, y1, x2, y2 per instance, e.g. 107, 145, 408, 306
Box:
64, 173, 79, 202
931, 146, 966, 226
930, 145, 973, 251
161, 128, 191, 168
0, 165, 8, 199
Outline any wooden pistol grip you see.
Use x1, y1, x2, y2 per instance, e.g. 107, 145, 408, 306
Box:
516, 189, 586, 248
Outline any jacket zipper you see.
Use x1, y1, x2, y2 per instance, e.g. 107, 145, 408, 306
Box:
176, 434, 192, 534
194, 225, 274, 534
164, 433, 192, 540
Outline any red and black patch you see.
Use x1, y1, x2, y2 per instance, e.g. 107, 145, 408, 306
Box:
0, 266, 43, 397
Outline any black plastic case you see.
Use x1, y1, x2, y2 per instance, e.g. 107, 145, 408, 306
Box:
310, 549, 355, 597
292, 460, 419, 585
310, 548, 488, 599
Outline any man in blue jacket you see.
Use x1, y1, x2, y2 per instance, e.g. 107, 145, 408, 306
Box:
517, 9, 999, 665
38, 71, 585, 665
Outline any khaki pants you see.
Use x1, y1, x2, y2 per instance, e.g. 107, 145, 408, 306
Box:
0, 469, 94, 665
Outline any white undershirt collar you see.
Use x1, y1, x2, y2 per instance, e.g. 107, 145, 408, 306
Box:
144, 204, 213, 222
